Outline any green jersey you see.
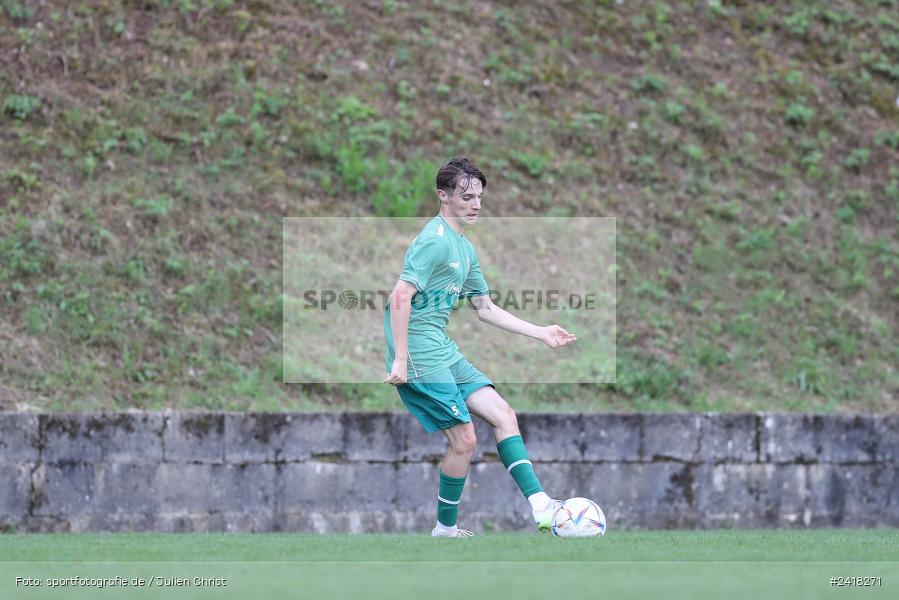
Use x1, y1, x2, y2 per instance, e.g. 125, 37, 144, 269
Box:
384, 215, 490, 379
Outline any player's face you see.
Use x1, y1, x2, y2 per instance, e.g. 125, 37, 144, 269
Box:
439, 177, 483, 226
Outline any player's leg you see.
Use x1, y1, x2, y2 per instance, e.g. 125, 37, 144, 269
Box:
395, 372, 476, 537
454, 360, 560, 532
464, 386, 543, 494
432, 421, 476, 537
441, 420, 477, 478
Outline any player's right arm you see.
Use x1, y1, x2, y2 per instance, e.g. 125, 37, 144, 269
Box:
384, 279, 417, 386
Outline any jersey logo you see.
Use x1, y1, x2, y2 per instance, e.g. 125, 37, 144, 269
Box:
437, 223, 444, 236
448, 261, 460, 269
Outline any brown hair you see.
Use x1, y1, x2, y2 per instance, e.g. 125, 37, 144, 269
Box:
436, 156, 487, 195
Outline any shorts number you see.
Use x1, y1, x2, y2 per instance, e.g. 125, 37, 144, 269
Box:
451, 405, 460, 416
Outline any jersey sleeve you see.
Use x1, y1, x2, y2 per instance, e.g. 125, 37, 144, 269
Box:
398, 233, 445, 293
462, 250, 490, 298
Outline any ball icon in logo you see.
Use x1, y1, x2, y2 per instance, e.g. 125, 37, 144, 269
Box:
338, 290, 358, 310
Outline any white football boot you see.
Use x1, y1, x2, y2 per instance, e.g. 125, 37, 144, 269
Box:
431, 524, 475, 538
532, 498, 563, 532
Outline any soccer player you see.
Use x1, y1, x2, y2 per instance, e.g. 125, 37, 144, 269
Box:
383, 157, 577, 538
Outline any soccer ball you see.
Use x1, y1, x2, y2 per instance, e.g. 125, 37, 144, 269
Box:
551, 497, 607, 537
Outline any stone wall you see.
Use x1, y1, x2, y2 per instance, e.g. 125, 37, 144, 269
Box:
0, 412, 896, 533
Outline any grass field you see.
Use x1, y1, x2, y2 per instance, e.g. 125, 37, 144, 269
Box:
2, 531, 897, 599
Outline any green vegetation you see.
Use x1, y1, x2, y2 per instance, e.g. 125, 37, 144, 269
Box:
0, 1, 897, 413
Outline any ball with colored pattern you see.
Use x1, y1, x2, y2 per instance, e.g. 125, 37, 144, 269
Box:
551, 497, 607, 537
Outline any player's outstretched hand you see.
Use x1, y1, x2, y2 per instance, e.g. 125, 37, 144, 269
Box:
383, 357, 408, 386
539, 325, 577, 349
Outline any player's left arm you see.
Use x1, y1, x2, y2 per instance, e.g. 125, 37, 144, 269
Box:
469, 294, 577, 349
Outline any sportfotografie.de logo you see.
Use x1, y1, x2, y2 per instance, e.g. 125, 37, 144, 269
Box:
302, 289, 599, 311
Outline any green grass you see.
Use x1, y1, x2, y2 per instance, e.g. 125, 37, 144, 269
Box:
1, 532, 897, 600
3, 530, 899, 563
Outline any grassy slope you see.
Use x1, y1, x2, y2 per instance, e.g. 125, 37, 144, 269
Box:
0, 1, 897, 413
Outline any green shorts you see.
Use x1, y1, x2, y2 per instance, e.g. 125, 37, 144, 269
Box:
396, 357, 494, 433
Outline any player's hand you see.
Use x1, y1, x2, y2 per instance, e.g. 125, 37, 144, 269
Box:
539, 325, 577, 349
383, 357, 408, 386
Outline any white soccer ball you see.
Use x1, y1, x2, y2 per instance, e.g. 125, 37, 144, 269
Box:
551, 497, 607, 537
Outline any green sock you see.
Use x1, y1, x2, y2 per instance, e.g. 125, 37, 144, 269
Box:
436, 470, 466, 527
496, 434, 543, 498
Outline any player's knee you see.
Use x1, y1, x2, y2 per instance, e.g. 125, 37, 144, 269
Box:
452, 427, 477, 457
499, 401, 518, 430
461, 429, 478, 457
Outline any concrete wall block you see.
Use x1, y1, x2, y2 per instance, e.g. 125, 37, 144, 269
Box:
292, 413, 345, 460
464, 462, 525, 517
273, 510, 398, 534
842, 466, 896, 526
42, 415, 105, 463
156, 514, 197, 533
577, 463, 636, 529
23, 516, 72, 533
157, 463, 225, 514
101, 412, 164, 463
97, 462, 161, 515
43, 413, 163, 464
465, 511, 533, 532
760, 414, 817, 463
274, 462, 340, 514
519, 413, 583, 462
157, 513, 228, 533
579, 462, 699, 529
807, 465, 894, 527
344, 413, 401, 461
336, 463, 398, 511
399, 414, 447, 462
694, 464, 808, 528
396, 463, 438, 511
0, 463, 31, 526
534, 461, 585, 502
225, 413, 345, 463
269, 511, 316, 534
699, 414, 758, 463
332, 509, 525, 533
163, 413, 225, 463
806, 464, 848, 526
88, 512, 158, 532
886, 467, 899, 527
643, 414, 701, 462
876, 415, 899, 463
37, 462, 95, 517
225, 413, 278, 463
384, 511, 438, 534
275, 462, 392, 513
220, 464, 276, 513
221, 511, 275, 533
581, 414, 641, 462
0, 413, 39, 463
817, 415, 878, 463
